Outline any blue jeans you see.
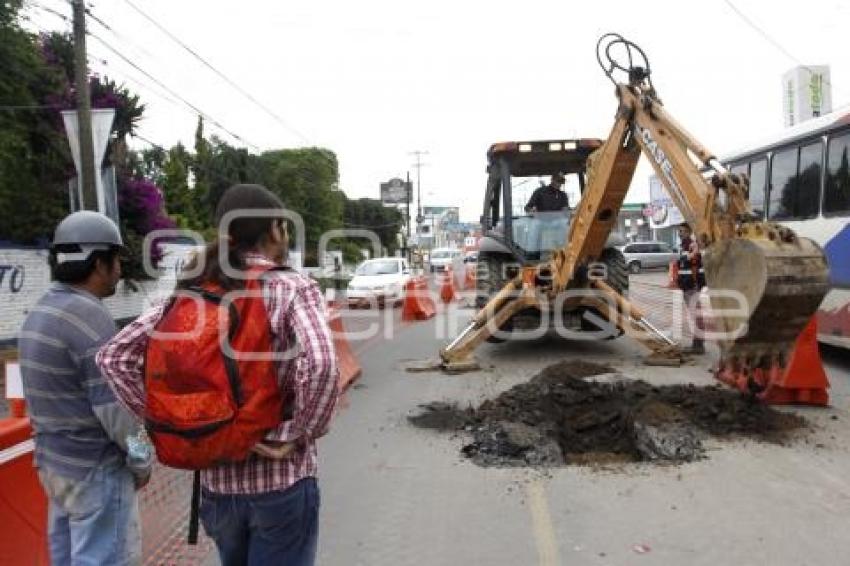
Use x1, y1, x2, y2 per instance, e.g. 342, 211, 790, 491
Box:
38, 466, 141, 566
200, 477, 320, 566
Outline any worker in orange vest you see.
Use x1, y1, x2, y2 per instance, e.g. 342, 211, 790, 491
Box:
676, 223, 706, 354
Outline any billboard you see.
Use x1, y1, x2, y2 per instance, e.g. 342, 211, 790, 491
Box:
423, 206, 459, 228
647, 174, 684, 229
783, 66, 832, 127
380, 177, 412, 205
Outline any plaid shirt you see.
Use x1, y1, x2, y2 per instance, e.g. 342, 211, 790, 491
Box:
96, 254, 339, 494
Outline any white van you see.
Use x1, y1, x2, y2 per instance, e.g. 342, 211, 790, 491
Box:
428, 248, 462, 273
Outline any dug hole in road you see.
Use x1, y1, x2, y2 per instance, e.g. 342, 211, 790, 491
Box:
315, 276, 850, 566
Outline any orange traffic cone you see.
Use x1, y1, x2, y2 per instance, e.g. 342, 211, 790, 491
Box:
715, 317, 829, 405
402, 277, 436, 321
440, 267, 457, 303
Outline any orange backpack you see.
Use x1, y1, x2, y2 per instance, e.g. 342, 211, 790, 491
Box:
143, 266, 286, 470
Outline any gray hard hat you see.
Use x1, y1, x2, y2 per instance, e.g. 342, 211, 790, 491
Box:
52, 211, 123, 263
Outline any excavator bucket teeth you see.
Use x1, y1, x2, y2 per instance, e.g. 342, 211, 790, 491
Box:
703, 232, 829, 367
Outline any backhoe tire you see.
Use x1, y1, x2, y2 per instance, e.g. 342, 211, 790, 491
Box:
581, 247, 629, 336
475, 254, 506, 309
602, 247, 629, 296
476, 254, 512, 343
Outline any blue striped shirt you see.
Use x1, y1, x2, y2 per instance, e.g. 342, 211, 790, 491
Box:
18, 283, 138, 481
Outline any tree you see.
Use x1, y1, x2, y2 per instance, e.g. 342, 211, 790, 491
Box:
258, 147, 344, 264
343, 198, 403, 256
0, 12, 173, 279
157, 144, 195, 228
0, 4, 72, 243
191, 115, 213, 224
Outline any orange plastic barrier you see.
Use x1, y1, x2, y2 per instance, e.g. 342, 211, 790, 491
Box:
439, 267, 457, 304
327, 306, 362, 391
402, 277, 436, 321
0, 417, 49, 566
715, 317, 829, 405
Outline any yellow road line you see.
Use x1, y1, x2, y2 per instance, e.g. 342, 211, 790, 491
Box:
526, 479, 560, 566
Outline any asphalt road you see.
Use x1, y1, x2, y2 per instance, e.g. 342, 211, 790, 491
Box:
317, 275, 850, 566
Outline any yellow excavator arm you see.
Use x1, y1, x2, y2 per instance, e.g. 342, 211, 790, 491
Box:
440, 34, 828, 375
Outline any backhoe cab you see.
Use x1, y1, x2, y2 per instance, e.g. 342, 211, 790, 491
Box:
476, 139, 629, 337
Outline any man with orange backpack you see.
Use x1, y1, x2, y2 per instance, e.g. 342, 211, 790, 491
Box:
97, 184, 339, 565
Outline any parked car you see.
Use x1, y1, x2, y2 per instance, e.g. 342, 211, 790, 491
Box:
346, 257, 411, 308
620, 241, 678, 274
428, 248, 462, 273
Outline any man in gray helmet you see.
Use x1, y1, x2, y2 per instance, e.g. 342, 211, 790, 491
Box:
18, 211, 151, 565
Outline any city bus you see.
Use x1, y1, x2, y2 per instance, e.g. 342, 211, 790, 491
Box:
719, 107, 850, 349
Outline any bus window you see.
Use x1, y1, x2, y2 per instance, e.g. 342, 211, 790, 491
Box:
796, 142, 822, 218
824, 132, 850, 215
768, 147, 797, 220
749, 158, 767, 218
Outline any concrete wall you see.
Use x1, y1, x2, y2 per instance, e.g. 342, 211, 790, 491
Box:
0, 243, 200, 345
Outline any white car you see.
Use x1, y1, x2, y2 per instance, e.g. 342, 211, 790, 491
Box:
429, 248, 462, 273
347, 257, 412, 308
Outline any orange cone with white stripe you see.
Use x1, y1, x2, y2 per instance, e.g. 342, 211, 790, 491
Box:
440, 266, 457, 303
715, 317, 829, 405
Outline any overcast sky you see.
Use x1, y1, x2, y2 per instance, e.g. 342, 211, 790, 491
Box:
28, 0, 850, 221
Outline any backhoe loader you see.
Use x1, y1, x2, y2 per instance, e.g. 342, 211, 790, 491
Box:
440, 34, 829, 379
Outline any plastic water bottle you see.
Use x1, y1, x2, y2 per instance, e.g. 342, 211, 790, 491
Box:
126, 429, 153, 467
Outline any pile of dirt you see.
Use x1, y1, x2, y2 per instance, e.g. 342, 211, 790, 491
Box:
409, 360, 807, 467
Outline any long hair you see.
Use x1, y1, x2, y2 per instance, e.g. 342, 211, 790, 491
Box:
181, 184, 286, 290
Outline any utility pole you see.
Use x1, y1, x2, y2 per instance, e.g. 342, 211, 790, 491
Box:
409, 149, 428, 234
72, 0, 97, 210
405, 170, 412, 242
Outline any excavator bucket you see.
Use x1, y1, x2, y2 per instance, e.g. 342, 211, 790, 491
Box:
703, 228, 829, 372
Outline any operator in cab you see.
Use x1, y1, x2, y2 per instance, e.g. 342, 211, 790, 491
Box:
525, 173, 569, 213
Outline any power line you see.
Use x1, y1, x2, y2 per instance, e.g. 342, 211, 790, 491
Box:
721, 0, 850, 112
0, 103, 66, 110
82, 5, 161, 70
86, 52, 185, 109
721, 0, 840, 90
42, 2, 351, 196
22, 3, 368, 229
120, 0, 311, 146
28, 3, 388, 228
26, 1, 245, 147
85, 30, 262, 151
27, 0, 261, 150
91, 3, 352, 208
26, 1, 70, 25
721, 0, 800, 64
